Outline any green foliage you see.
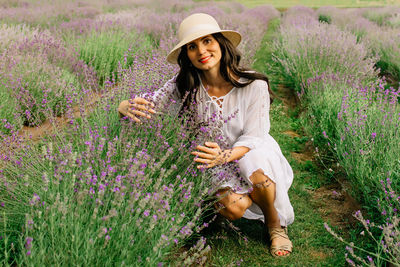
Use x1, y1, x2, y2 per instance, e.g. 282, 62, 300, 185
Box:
318, 14, 331, 24
375, 41, 400, 82
77, 29, 154, 86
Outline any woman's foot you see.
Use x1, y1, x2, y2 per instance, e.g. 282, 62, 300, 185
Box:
269, 227, 292, 257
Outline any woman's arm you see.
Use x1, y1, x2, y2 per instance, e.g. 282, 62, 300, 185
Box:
118, 75, 180, 122
191, 142, 249, 169
223, 146, 250, 163
117, 98, 155, 123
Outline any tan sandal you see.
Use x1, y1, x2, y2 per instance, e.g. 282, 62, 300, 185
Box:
269, 227, 293, 257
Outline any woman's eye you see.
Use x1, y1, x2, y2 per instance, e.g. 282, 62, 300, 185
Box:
204, 38, 211, 44
188, 44, 196, 50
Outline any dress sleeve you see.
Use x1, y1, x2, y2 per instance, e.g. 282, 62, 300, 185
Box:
232, 80, 271, 150
142, 75, 181, 116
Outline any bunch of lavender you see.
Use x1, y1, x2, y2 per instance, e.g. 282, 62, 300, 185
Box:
0, 22, 97, 135
270, 9, 378, 93
325, 178, 400, 266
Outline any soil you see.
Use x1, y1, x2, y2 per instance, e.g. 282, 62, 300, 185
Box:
275, 84, 299, 111
311, 181, 360, 229
4, 91, 101, 143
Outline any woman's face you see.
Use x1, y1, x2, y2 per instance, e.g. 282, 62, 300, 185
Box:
186, 34, 222, 72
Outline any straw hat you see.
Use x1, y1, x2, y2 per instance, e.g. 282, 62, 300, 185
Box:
166, 13, 242, 64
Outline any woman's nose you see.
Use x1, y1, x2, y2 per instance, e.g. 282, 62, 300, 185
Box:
197, 43, 206, 54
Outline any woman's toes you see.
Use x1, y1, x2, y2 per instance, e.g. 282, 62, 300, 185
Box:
275, 250, 289, 256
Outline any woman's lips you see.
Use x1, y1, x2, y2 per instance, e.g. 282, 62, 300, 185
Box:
199, 56, 211, 63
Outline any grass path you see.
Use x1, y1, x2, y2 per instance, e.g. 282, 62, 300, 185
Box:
201, 18, 363, 266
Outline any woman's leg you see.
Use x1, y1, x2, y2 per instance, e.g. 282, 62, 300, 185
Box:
248, 169, 291, 256
214, 188, 252, 221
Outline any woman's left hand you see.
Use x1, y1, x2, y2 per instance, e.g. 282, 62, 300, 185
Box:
191, 142, 228, 169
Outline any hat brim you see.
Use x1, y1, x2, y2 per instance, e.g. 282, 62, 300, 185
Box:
166, 30, 241, 64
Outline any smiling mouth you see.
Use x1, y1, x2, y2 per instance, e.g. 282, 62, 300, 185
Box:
199, 56, 211, 63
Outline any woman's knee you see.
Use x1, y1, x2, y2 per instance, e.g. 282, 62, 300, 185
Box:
214, 190, 251, 221
221, 204, 246, 221
250, 168, 275, 185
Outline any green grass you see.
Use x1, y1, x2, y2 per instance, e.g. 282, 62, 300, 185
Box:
235, 0, 400, 8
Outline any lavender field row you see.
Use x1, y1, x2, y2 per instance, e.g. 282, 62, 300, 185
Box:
267, 6, 400, 265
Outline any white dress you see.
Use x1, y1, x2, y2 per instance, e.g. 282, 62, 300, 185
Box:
145, 76, 295, 226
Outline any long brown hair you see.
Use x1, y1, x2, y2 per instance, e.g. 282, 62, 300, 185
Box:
175, 32, 274, 113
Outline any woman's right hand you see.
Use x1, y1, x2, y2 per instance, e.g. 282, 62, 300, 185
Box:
117, 97, 156, 123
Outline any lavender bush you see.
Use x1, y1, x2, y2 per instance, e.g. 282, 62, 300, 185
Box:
0, 22, 97, 133
0, 51, 79, 126
316, 6, 400, 81
0, 75, 224, 265
75, 28, 153, 85
0, 118, 215, 265
334, 81, 400, 204
301, 74, 400, 207
269, 9, 378, 93
362, 6, 400, 27
0, 23, 41, 51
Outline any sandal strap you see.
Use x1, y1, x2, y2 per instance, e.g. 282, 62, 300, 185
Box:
271, 244, 292, 251
268, 227, 293, 257
269, 227, 289, 241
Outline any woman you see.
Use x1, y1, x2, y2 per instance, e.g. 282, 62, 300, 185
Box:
118, 13, 294, 257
